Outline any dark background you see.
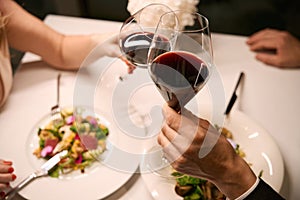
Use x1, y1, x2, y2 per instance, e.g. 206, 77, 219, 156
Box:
11, 0, 300, 72
15, 0, 300, 37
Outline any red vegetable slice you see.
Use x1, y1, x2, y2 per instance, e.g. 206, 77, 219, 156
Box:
80, 135, 98, 150
45, 138, 59, 149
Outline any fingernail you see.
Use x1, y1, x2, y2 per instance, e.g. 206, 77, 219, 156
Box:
6, 182, 10, 187
8, 167, 14, 173
3, 160, 12, 165
12, 174, 17, 181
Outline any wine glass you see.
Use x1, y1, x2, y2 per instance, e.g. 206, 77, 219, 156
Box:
144, 11, 213, 178
119, 3, 173, 68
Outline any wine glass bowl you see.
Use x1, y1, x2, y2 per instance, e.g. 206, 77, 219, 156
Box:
148, 11, 213, 112
149, 50, 210, 112
119, 3, 173, 68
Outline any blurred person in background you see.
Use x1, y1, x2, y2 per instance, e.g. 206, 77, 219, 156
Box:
15, 0, 300, 68
198, 0, 300, 68
0, 0, 120, 108
246, 28, 300, 68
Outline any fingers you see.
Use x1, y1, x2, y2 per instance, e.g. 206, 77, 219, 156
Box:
247, 38, 278, 52
90, 33, 122, 58
162, 104, 198, 130
160, 103, 223, 161
247, 28, 280, 44
157, 129, 183, 163
119, 56, 136, 73
127, 64, 136, 74
0, 165, 13, 174
159, 122, 178, 142
163, 104, 209, 133
255, 53, 280, 67
162, 104, 182, 130
159, 113, 201, 161
0, 161, 16, 190
0, 174, 16, 187
159, 121, 187, 153
246, 29, 284, 67
247, 28, 282, 53
161, 103, 210, 147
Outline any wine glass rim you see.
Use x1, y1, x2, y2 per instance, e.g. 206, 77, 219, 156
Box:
120, 3, 174, 41
130, 3, 173, 16
159, 10, 210, 33
125, 3, 173, 25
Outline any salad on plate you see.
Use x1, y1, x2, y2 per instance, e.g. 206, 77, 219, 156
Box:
171, 126, 259, 200
33, 107, 109, 177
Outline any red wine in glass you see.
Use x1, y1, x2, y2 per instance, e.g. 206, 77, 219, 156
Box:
121, 32, 171, 67
149, 51, 209, 112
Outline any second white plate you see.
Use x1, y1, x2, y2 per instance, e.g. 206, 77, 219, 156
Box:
141, 109, 284, 199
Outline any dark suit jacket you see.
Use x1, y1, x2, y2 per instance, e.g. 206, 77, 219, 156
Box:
244, 179, 285, 200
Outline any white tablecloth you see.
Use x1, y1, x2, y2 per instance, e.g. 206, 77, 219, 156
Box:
1, 14, 299, 199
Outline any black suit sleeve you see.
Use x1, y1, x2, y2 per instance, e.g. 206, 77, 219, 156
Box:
244, 178, 285, 200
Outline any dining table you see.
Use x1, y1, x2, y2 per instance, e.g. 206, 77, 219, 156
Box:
0, 14, 299, 200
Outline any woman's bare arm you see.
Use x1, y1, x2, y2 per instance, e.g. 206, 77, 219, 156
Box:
0, 0, 100, 70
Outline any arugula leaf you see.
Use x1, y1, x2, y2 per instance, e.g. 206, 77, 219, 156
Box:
176, 175, 206, 186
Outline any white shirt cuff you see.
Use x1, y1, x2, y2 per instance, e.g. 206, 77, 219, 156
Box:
226, 176, 260, 200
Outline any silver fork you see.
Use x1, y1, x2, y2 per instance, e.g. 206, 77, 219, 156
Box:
51, 73, 63, 126
3, 150, 68, 200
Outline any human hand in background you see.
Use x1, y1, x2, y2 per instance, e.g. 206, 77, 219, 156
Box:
63, 32, 121, 66
247, 28, 300, 68
157, 105, 256, 199
89, 33, 136, 73
0, 160, 16, 198
79, 33, 136, 73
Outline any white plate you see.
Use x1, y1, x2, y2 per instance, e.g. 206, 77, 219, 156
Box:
5, 104, 139, 200
141, 109, 284, 199
88, 57, 284, 198
81, 55, 284, 198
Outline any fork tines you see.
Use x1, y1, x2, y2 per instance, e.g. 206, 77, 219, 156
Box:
51, 105, 62, 126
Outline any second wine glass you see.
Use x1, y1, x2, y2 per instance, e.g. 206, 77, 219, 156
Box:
145, 11, 214, 178
119, 3, 173, 68
148, 11, 213, 112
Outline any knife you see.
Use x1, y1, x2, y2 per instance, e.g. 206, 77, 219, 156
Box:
3, 150, 68, 200
224, 72, 244, 115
